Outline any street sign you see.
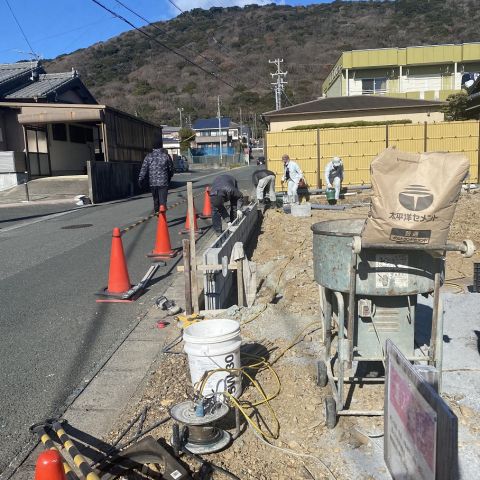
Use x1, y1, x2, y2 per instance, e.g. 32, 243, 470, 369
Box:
384, 340, 458, 480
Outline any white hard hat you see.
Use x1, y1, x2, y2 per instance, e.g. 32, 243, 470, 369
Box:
332, 156, 342, 166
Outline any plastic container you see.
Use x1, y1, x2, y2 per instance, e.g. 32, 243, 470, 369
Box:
326, 188, 336, 203
183, 319, 242, 398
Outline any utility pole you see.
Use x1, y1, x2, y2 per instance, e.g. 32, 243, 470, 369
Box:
217, 96, 223, 163
177, 107, 184, 128
253, 113, 258, 141
239, 107, 243, 143
269, 59, 288, 111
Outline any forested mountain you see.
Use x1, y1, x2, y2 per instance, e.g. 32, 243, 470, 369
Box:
46, 0, 480, 130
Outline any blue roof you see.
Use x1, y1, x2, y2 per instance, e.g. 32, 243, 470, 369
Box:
193, 117, 231, 130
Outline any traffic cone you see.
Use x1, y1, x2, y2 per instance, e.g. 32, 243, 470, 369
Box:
200, 186, 212, 218
106, 227, 132, 294
35, 450, 66, 480
180, 202, 199, 234
148, 205, 176, 259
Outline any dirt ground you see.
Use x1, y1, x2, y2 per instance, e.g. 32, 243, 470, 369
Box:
106, 189, 479, 480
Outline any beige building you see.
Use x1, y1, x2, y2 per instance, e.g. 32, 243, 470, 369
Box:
263, 95, 445, 132
323, 42, 480, 101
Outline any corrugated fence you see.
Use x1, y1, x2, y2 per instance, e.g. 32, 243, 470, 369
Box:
265, 120, 480, 188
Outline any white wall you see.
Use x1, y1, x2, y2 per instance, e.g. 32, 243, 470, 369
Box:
48, 124, 95, 174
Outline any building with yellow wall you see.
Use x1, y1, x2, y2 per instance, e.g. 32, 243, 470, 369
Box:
322, 43, 480, 101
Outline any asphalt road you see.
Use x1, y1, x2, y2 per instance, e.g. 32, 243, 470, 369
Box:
0, 165, 257, 475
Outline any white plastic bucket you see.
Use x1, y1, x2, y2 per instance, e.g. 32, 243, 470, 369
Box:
183, 319, 242, 398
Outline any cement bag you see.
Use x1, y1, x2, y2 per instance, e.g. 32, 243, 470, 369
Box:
362, 147, 469, 246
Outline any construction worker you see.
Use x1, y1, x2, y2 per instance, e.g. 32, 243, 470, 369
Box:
252, 168, 276, 205
324, 156, 344, 201
281, 154, 303, 203
209, 174, 244, 234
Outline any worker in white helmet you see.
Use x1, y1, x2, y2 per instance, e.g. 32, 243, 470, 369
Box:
324, 156, 344, 201
281, 154, 304, 204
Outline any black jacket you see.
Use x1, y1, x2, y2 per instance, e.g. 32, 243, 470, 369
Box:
138, 149, 174, 187
252, 169, 275, 187
210, 174, 244, 208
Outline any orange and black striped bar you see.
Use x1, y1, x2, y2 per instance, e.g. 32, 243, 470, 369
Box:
51, 422, 100, 480
36, 426, 79, 480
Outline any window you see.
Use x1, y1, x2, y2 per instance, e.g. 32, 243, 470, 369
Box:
52, 123, 67, 141
69, 125, 86, 143
362, 77, 387, 95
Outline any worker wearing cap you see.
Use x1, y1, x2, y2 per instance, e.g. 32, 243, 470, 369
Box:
252, 168, 276, 205
209, 174, 244, 235
324, 156, 344, 201
281, 154, 303, 203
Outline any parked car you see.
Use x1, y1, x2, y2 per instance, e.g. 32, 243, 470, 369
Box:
257, 156, 265, 166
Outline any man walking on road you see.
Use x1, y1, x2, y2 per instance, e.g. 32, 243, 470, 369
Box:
209, 174, 244, 234
252, 168, 276, 205
138, 137, 174, 213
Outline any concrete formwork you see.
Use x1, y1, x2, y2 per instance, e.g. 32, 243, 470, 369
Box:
203, 202, 259, 309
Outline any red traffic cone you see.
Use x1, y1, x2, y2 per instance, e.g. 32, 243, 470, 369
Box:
106, 227, 132, 294
35, 450, 66, 480
148, 205, 176, 259
180, 202, 199, 234
200, 186, 212, 219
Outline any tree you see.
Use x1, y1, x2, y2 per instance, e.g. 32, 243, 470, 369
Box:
442, 92, 469, 121
179, 127, 196, 153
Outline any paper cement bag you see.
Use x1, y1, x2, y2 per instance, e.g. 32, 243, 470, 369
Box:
362, 147, 469, 246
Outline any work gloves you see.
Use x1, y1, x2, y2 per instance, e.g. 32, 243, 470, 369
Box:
236, 210, 244, 220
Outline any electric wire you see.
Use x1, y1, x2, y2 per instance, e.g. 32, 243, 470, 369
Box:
3, 0, 36, 57
113, 0, 222, 71
89, 0, 236, 89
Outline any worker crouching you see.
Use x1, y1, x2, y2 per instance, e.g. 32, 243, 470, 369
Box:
252, 168, 276, 206
209, 174, 244, 235
325, 156, 344, 201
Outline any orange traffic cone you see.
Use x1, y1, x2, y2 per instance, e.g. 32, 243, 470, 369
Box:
104, 227, 132, 294
148, 205, 176, 260
200, 186, 212, 219
180, 202, 199, 234
35, 450, 66, 480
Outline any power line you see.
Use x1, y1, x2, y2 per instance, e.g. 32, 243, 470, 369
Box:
90, 0, 236, 89
269, 58, 288, 110
4, 0, 37, 58
113, 0, 221, 72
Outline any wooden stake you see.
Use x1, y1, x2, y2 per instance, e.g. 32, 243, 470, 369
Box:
187, 182, 199, 313
182, 239, 192, 315
236, 258, 244, 307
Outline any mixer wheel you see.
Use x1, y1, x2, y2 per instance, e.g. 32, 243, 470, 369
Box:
316, 360, 328, 388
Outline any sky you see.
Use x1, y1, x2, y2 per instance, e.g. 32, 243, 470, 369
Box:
0, 0, 332, 64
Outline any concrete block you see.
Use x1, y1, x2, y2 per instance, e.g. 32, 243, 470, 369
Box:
203, 202, 258, 309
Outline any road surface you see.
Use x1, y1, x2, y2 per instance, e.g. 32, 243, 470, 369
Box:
0, 165, 257, 475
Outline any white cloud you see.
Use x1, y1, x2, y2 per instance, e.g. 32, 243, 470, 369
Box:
171, 1, 277, 14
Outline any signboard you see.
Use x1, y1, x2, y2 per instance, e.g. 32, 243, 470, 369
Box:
385, 340, 458, 480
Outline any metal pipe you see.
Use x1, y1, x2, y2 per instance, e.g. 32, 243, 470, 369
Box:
347, 248, 357, 368
430, 272, 442, 366
334, 291, 345, 410
436, 297, 444, 393
361, 242, 465, 253
338, 410, 383, 416
324, 288, 332, 361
